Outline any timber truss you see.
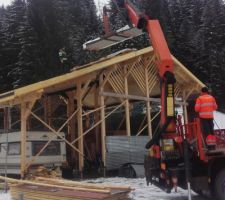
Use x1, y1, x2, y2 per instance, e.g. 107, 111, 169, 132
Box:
0, 47, 204, 178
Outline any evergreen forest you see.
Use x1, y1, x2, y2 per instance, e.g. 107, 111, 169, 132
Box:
0, 0, 225, 111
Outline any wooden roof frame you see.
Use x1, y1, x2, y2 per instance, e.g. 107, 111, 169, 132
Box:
0, 47, 204, 107
0, 46, 205, 178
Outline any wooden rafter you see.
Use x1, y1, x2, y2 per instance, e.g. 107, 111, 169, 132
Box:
145, 55, 158, 95
130, 57, 146, 95
99, 68, 114, 88
108, 64, 124, 94
175, 84, 182, 98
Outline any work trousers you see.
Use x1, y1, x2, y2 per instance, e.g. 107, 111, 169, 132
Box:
200, 118, 214, 140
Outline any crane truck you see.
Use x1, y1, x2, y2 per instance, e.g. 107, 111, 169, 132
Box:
102, 0, 225, 199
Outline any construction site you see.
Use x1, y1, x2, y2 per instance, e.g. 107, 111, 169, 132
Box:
0, 0, 225, 200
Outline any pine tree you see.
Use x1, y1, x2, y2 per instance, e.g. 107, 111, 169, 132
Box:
0, 6, 7, 92
10, 9, 41, 88
27, 0, 63, 77
0, 0, 26, 91
195, 0, 225, 109
54, 0, 101, 66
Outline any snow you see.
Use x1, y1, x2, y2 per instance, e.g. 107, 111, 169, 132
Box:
0, 0, 12, 6
94, 0, 110, 16
84, 177, 206, 200
0, 192, 11, 200
214, 111, 225, 129
0, 177, 207, 200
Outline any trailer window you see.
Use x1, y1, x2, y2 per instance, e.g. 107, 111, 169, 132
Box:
8, 142, 20, 155
32, 141, 60, 156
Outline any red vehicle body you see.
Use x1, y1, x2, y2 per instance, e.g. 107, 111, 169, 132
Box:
109, 1, 225, 199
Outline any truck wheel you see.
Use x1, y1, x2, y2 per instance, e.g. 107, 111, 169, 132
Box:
214, 169, 225, 200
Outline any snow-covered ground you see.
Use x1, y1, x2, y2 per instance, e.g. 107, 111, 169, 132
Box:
0, 192, 11, 200
85, 177, 208, 200
0, 177, 209, 200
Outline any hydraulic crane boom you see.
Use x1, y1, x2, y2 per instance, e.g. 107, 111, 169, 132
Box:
102, 2, 225, 199
118, 0, 176, 146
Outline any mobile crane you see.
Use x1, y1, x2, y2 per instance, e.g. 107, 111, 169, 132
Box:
102, 1, 225, 200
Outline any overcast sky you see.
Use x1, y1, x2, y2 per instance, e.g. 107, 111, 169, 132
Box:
0, 0, 109, 8
0, 0, 11, 6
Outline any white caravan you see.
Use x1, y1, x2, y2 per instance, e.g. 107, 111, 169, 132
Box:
0, 131, 66, 175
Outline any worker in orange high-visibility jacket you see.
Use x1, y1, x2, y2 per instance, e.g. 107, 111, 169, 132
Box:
195, 87, 218, 148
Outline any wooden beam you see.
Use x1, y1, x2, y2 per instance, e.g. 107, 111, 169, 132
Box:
99, 68, 114, 88
26, 108, 80, 170
66, 91, 76, 164
124, 67, 131, 136
125, 60, 138, 78
94, 86, 101, 154
100, 74, 106, 170
80, 79, 92, 98
82, 106, 104, 117
117, 115, 125, 130
20, 98, 36, 178
130, 63, 146, 94
30, 111, 84, 156
145, 65, 152, 138
77, 81, 84, 173
71, 102, 125, 145
137, 114, 146, 133
136, 110, 160, 136
100, 91, 188, 105
20, 102, 27, 179
11, 105, 43, 128
182, 91, 189, 124
0, 176, 111, 194
183, 86, 196, 101
109, 73, 124, 93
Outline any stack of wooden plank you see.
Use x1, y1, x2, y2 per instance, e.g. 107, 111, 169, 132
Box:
0, 176, 131, 200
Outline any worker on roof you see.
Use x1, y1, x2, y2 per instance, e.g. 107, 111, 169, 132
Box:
195, 87, 218, 149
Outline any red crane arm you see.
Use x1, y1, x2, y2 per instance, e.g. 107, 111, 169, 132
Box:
124, 0, 173, 77
123, 0, 176, 139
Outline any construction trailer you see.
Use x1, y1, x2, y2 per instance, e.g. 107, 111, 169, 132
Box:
0, 47, 204, 178
0, 131, 66, 175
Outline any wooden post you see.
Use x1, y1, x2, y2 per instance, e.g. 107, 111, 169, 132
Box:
4, 107, 9, 133
94, 87, 100, 155
100, 75, 106, 172
77, 82, 84, 175
20, 102, 27, 179
20, 98, 37, 178
124, 67, 131, 136
67, 91, 76, 164
145, 66, 152, 138
44, 96, 52, 127
183, 91, 189, 124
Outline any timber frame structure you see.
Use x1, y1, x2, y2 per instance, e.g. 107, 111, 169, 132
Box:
0, 47, 204, 178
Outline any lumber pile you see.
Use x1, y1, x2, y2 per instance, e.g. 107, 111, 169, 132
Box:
0, 176, 131, 200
